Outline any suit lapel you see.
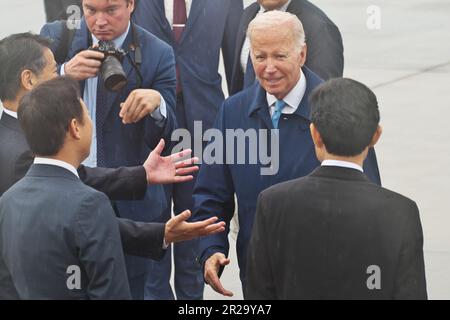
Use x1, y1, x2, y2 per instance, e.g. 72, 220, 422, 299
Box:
178, 0, 207, 46
148, 0, 174, 44
237, 3, 259, 56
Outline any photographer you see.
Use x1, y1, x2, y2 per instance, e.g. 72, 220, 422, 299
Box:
40, 0, 177, 299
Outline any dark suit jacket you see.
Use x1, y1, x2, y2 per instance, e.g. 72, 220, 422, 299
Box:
230, 0, 344, 95
0, 164, 131, 299
193, 67, 381, 284
41, 19, 176, 277
246, 166, 427, 300
133, 0, 243, 135
0, 112, 165, 261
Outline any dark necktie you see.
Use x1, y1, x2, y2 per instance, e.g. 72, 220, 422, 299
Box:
96, 70, 108, 167
173, 0, 187, 94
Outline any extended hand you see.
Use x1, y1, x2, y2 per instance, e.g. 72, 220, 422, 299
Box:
64, 49, 104, 81
120, 89, 161, 124
204, 252, 234, 297
143, 139, 199, 184
164, 210, 225, 244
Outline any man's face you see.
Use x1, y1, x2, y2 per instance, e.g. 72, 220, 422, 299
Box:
251, 28, 306, 100
34, 48, 58, 85
83, 0, 134, 41
258, 0, 289, 10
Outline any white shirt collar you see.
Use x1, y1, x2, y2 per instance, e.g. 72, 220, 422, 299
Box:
2, 108, 18, 119
260, 0, 292, 12
267, 69, 307, 113
92, 22, 131, 49
34, 157, 80, 178
321, 160, 364, 173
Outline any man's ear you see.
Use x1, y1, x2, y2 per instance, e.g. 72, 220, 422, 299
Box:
310, 123, 324, 148
369, 125, 382, 147
68, 118, 81, 140
20, 70, 37, 91
299, 44, 307, 67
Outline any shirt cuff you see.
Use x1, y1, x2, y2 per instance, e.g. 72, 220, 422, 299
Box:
60, 63, 66, 76
150, 94, 167, 121
162, 238, 169, 250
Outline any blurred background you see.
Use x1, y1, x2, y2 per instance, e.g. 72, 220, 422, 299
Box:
1, 0, 449, 299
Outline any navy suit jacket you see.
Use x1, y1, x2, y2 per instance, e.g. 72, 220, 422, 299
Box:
230, 0, 344, 95
40, 20, 176, 276
193, 68, 381, 284
0, 164, 131, 299
133, 0, 243, 134
0, 112, 165, 261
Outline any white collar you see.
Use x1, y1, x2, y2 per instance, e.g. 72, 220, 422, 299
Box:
91, 22, 131, 49
2, 108, 18, 119
260, 0, 292, 12
34, 157, 80, 178
267, 69, 307, 111
321, 160, 364, 173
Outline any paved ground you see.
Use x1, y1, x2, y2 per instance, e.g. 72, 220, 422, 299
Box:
1, 0, 449, 300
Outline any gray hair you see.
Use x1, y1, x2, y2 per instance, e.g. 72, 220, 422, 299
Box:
247, 10, 306, 52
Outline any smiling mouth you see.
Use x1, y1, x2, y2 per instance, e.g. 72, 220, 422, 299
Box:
265, 78, 282, 84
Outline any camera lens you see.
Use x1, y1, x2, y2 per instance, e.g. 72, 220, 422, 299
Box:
101, 55, 127, 92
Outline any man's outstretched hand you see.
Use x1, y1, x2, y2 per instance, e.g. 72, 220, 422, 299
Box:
164, 210, 225, 245
144, 139, 199, 185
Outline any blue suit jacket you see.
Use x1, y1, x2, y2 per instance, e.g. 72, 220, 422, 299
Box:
193, 68, 381, 283
40, 19, 177, 277
133, 0, 243, 134
0, 164, 130, 299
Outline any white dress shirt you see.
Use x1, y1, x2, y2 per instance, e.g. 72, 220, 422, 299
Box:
266, 69, 307, 116
240, 0, 292, 72
321, 159, 364, 172
34, 157, 80, 178
164, 0, 192, 27
2, 108, 18, 119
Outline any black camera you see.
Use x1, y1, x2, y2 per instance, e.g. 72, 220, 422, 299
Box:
90, 41, 127, 92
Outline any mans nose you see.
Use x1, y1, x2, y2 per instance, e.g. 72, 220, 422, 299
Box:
95, 13, 108, 27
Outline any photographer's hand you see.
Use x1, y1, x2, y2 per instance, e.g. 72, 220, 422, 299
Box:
120, 89, 162, 124
64, 50, 104, 81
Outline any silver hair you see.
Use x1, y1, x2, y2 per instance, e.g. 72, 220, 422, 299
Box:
247, 10, 306, 52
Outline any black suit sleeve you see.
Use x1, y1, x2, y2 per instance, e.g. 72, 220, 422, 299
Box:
394, 202, 428, 300
77, 165, 147, 201
305, 21, 344, 80
246, 192, 277, 300
117, 218, 166, 260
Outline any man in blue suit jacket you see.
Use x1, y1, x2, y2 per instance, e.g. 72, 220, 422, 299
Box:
40, 0, 177, 299
132, 0, 243, 299
0, 76, 131, 299
193, 11, 380, 297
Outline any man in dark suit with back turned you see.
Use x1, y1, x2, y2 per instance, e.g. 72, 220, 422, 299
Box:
132, 0, 243, 300
230, 0, 344, 95
246, 78, 427, 300
0, 76, 172, 299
